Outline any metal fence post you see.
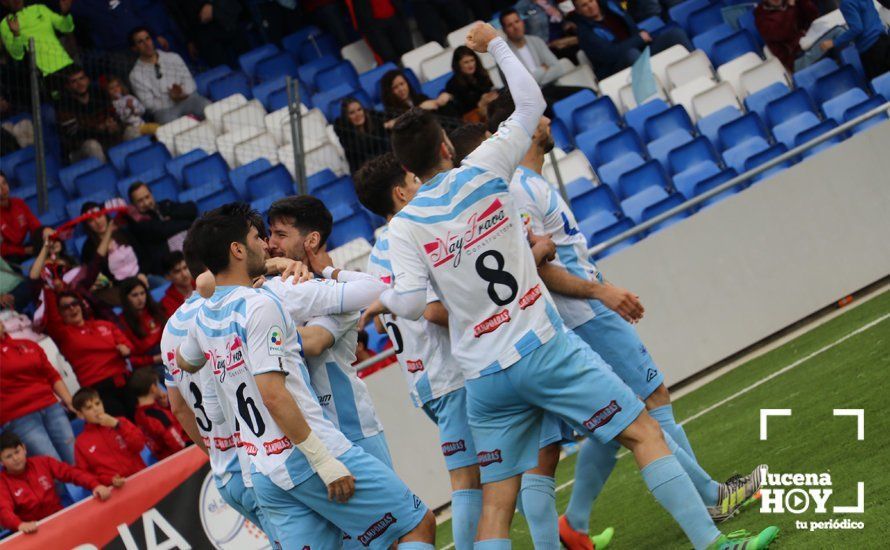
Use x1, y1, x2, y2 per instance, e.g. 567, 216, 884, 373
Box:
548, 149, 570, 205
28, 38, 48, 214
286, 76, 307, 195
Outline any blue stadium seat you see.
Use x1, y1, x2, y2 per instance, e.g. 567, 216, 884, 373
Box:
70, 417, 85, 436
745, 82, 790, 121
746, 143, 792, 182
822, 88, 869, 124
692, 24, 735, 61
314, 85, 371, 122
150, 283, 169, 305
737, 10, 764, 49
195, 65, 233, 97
22, 186, 67, 217
570, 182, 623, 221
230, 158, 273, 199
722, 136, 770, 173
772, 111, 821, 148
591, 217, 639, 259
624, 99, 670, 138
165, 149, 208, 184
182, 153, 230, 189
298, 34, 340, 64
688, 3, 725, 36
298, 55, 341, 93
550, 118, 574, 151
66, 483, 91, 503
697, 106, 743, 149
308, 169, 338, 192
38, 208, 64, 228
359, 63, 400, 104
812, 65, 864, 105
59, 157, 102, 196
564, 177, 595, 201
593, 128, 646, 168
422, 73, 451, 99
617, 159, 672, 201
255, 52, 300, 83
597, 153, 646, 193
209, 72, 252, 101
282, 26, 323, 59
711, 30, 759, 66
839, 45, 866, 79
575, 123, 622, 167
0, 146, 35, 184
117, 169, 179, 203
717, 112, 770, 151
647, 130, 694, 169
621, 185, 673, 224
197, 187, 240, 213
250, 192, 286, 217
572, 96, 621, 135
315, 61, 361, 92
246, 165, 296, 201
553, 89, 599, 136
672, 159, 721, 197
74, 164, 119, 198
179, 182, 220, 204
694, 168, 739, 208
328, 209, 375, 248
578, 211, 621, 246
842, 96, 889, 134
313, 176, 359, 211
643, 105, 694, 142
141, 446, 158, 466
794, 119, 842, 158
108, 135, 153, 173
668, 136, 721, 177
765, 88, 818, 127
126, 143, 171, 176
13, 155, 60, 189
792, 58, 838, 94
637, 16, 665, 34
66, 192, 109, 219
669, 0, 710, 32
239, 44, 280, 78
640, 192, 691, 233
871, 72, 890, 101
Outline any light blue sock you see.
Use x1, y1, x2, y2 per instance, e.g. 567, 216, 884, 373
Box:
564, 438, 619, 533
649, 404, 697, 461
452, 489, 483, 550
641, 455, 721, 550
663, 429, 720, 507
474, 539, 511, 549
399, 543, 435, 550
519, 474, 559, 550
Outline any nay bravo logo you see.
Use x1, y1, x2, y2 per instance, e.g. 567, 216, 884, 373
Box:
424, 198, 510, 268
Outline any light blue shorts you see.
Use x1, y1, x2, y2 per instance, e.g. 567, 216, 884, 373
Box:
252, 446, 428, 549
465, 328, 645, 483
422, 388, 480, 471
354, 431, 394, 469
216, 475, 276, 543
573, 300, 665, 400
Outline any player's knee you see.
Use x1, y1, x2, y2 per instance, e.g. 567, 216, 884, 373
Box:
403, 510, 437, 542
618, 409, 663, 450
527, 443, 560, 477
645, 385, 671, 409
450, 465, 481, 490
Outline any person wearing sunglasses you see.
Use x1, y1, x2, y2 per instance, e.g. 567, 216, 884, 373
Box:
128, 26, 210, 124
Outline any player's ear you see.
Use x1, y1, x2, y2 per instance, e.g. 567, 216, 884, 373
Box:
230, 241, 245, 260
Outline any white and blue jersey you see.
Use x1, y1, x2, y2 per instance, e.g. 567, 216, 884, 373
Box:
510, 165, 603, 329
179, 285, 352, 491
367, 227, 464, 406
384, 117, 564, 380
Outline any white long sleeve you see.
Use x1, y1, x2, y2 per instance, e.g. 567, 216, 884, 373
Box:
487, 36, 547, 137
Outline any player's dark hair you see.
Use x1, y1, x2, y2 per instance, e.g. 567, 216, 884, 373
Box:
181, 227, 207, 279
391, 107, 444, 177
267, 195, 333, 246
0, 431, 23, 452
354, 153, 406, 218
72, 387, 101, 412
128, 367, 159, 398
162, 250, 186, 275
186, 202, 265, 275
499, 8, 520, 28
127, 181, 149, 202
486, 90, 515, 133
449, 123, 488, 165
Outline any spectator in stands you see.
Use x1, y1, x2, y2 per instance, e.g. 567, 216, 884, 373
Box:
381, 69, 457, 120
301, 0, 352, 46
514, 0, 581, 59
500, 9, 588, 105
57, 66, 123, 163
80, 203, 145, 286
446, 46, 500, 122
105, 76, 158, 140
117, 277, 167, 370
41, 288, 133, 417
130, 368, 188, 460
0, 256, 32, 311
755, 0, 820, 72
126, 182, 198, 276
822, 0, 890, 78
72, 388, 146, 487
159, 251, 194, 316
572, 0, 693, 80
0, 0, 74, 84
0, 171, 53, 263
408, 0, 472, 47
69, 0, 170, 52
334, 98, 391, 173
129, 28, 210, 125
0, 431, 112, 534
166, 0, 249, 66
0, 320, 75, 464
349, 0, 413, 63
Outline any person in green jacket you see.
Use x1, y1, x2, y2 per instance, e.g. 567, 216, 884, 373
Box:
0, 0, 74, 77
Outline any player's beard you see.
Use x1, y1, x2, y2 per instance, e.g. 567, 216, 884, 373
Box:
246, 246, 267, 280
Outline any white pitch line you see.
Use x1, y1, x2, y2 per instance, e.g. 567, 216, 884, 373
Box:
439, 311, 889, 548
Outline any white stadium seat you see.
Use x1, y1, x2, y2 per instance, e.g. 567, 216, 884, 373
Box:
650, 44, 691, 89
234, 133, 279, 166
670, 76, 717, 120
341, 40, 377, 74
665, 50, 714, 90
618, 76, 668, 112
157, 116, 200, 155
174, 123, 218, 155
739, 57, 791, 97
217, 125, 265, 167
717, 52, 762, 97
543, 149, 596, 186
222, 100, 267, 134
446, 22, 477, 48
402, 42, 445, 81
692, 81, 741, 120
204, 94, 248, 133
597, 66, 633, 108
420, 48, 455, 81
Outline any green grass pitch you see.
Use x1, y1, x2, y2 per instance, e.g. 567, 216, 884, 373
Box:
434, 289, 890, 549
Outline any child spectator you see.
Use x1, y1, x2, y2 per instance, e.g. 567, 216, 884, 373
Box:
118, 277, 167, 369
159, 251, 194, 316
130, 368, 187, 460
0, 431, 112, 535
72, 388, 146, 487
105, 76, 158, 141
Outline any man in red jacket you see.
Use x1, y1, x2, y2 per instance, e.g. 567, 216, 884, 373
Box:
130, 368, 188, 460
73, 388, 147, 486
0, 171, 52, 262
0, 431, 113, 535
755, 0, 820, 71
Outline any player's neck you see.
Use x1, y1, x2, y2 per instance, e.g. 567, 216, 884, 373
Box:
213, 267, 254, 288
520, 148, 545, 174
418, 158, 453, 184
